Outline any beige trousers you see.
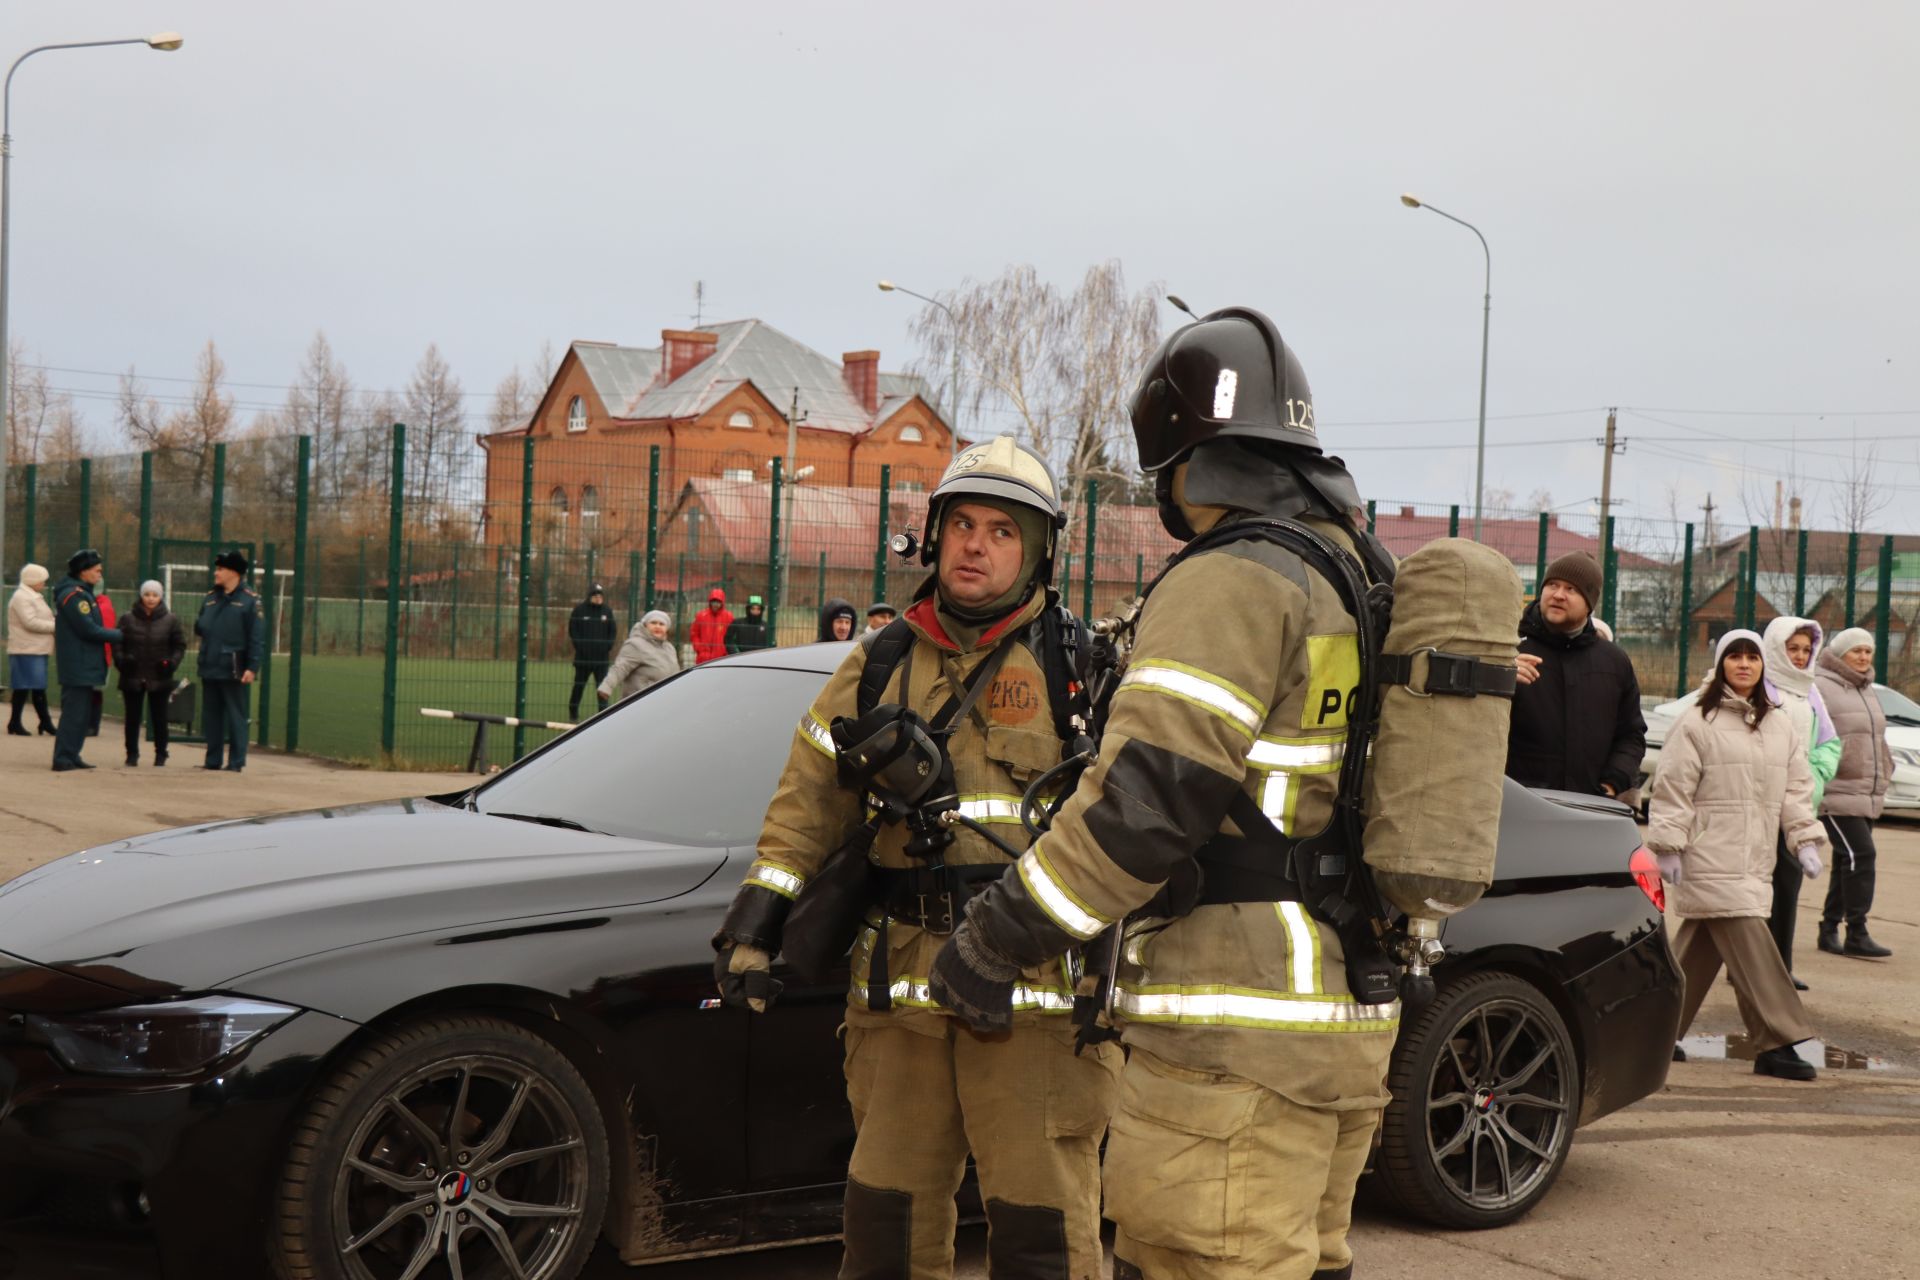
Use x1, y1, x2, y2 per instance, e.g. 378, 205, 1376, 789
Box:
1674, 915, 1815, 1053
1105, 1049, 1379, 1280
840, 1018, 1121, 1280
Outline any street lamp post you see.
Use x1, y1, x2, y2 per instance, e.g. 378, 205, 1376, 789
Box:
877, 279, 961, 459
1400, 193, 1491, 541
0, 32, 182, 590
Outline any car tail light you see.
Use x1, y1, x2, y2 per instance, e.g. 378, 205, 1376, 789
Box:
1628, 845, 1665, 912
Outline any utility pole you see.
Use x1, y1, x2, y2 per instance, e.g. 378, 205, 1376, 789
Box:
1597, 408, 1621, 525
779, 387, 808, 634
1700, 494, 1717, 570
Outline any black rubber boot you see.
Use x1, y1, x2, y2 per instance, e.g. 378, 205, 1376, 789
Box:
1844, 931, 1892, 958
7, 690, 28, 734
33, 691, 54, 734
1817, 924, 1843, 955
1754, 1046, 1816, 1081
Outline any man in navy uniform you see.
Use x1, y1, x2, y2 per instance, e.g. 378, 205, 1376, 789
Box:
50, 548, 123, 771
195, 550, 264, 772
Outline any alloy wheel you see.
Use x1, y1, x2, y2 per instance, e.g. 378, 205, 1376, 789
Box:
1424, 997, 1573, 1213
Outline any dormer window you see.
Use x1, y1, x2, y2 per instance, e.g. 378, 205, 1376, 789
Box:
567, 396, 587, 433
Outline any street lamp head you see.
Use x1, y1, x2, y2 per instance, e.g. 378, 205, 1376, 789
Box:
146, 32, 185, 50
1399, 193, 1422, 208
876, 280, 895, 292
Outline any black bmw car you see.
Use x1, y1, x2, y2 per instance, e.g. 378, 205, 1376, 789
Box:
0, 644, 1683, 1279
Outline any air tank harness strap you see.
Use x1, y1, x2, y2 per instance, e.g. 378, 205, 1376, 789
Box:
1377, 649, 1517, 699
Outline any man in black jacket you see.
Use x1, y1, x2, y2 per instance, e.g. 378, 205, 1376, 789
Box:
724, 594, 769, 654
567, 585, 617, 721
1507, 551, 1647, 797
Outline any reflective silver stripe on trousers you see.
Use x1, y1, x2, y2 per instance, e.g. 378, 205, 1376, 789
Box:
1277, 900, 1321, 994
1118, 663, 1265, 736
849, 975, 1075, 1013
1017, 847, 1108, 940
746, 862, 805, 898
1114, 986, 1400, 1028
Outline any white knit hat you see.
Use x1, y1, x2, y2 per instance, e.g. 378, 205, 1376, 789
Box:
1827, 627, 1874, 659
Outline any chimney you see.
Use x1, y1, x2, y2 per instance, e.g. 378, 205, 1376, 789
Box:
662, 329, 718, 383
842, 350, 880, 416
1789, 495, 1802, 532
1399, 505, 1415, 518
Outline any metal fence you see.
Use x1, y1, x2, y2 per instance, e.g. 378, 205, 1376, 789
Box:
4, 424, 1916, 770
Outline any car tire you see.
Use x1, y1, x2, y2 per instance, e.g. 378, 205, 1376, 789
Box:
272, 1013, 609, 1280
1370, 971, 1579, 1230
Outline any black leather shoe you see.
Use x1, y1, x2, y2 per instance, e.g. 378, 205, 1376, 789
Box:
1791, 973, 1809, 991
51, 761, 96, 772
6, 724, 29, 736
1672, 1044, 1687, 1062
125, 755, 139, 767
1817, 926, 1843, 955
1754, 1046, 1817, 1081
154, 754, 168, 767
1313, 1266, 1354, 1280
37, 723, 56, 736
1844, 932, 1893, 958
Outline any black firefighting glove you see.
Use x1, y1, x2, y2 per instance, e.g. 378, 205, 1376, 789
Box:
929, 917, 1019, 1033
713, 944, 782, 1013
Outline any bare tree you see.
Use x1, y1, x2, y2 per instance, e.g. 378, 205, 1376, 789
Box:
116, 369, 175, 451
402, 343, 465, 512
1830, 441, 1891, 533
5, 342, 83, 464
281, 331, 359, 502
1057, 262, 1163, 484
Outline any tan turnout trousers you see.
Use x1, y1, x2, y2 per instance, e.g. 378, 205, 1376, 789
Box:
1673, 916, 1815, 1052
840, 1019, 1121, 1280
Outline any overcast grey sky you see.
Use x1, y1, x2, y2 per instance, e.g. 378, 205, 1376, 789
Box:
8, 1, 1918, 533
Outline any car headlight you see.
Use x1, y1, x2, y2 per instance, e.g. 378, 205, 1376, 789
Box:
27, 995, 299, 1077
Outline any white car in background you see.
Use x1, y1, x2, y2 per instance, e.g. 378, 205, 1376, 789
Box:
1637, 682, 1920, 817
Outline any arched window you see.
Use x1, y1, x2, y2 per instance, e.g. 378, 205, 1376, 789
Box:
580, 485, 600, 534
727, 409, 755, 430
550, 485, 570, 539
898, 423, 923, 443
566, 397, 587, 432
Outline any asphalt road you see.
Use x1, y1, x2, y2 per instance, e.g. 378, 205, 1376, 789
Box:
2, 731, 1915, 1279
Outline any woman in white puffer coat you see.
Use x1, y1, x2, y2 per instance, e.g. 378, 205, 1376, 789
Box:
1647, 629, 1830, 1081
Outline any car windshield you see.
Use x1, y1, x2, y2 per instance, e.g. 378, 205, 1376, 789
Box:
472, 663, 827, 845
1877, 685, 1920, 726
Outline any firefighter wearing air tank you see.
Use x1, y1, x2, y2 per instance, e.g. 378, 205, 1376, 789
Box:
930, 309, 1516, 1280
711, 436, 1120, 1280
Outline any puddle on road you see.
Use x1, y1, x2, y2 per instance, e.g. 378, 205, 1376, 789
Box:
1678, 1033, 1908, 1073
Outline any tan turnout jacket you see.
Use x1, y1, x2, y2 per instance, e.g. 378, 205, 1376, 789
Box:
1646, 692, 1828, 918
970, 514, 1396, 1110
747, 590, 1073, 1036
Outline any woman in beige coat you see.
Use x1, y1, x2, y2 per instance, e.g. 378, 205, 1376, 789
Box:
7, 563, 58, 735
1647, 629, 1830, 1081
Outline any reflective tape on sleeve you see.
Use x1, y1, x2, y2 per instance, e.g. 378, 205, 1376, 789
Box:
1246, 736, 1345, 770
1114, 983, 1398, 1032
1016, 846, 1109, 941
798, 711, 836, 758
745, 860, 806, 899
1116, 661, 1266, 739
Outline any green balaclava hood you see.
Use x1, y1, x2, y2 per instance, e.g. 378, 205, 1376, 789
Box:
934, 494, 1051, 628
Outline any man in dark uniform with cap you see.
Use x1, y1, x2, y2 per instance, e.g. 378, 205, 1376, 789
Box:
567, 584, 617, 721
195, 550, 264, 772
50, 549, 123, 771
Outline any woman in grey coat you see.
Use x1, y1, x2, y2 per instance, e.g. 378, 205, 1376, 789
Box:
1813, 627, 1894, 958
597, 610, 681, 705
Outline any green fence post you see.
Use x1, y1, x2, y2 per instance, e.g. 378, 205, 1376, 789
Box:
816, 550, 827, 611
873, 463, 891, 605
514, 437, 535, 759
210, 442, 226, 550
627, 550, 640, 627
287, 435, 310, 752
1365, 499, 1376, 533
256, 540, 276, 748
1793, 527, 1809, 615
21, 463, 35, 566
538, 546, 551, 661
402, 540, 414, 657
675, 553, 686, 629
77, 457, 92, 545
356, 537, 367, 657
493, 547, 505, 660
1448, 504, 1459, 538
1062, 551, 1073, 598
1535, 513, 1549, 596
1603, 516, 1620, 624
449, 541, 462, 661
1676, 522, 1694, 697
137, 452, 153, 582
380, 425, 405, 758
644, 445, 661, 613
1082, 479, 1099, 620
767, 458, 783, 641
1844, 531, 1859, 628
1735, 551, 1748, 631
1744, 526, 1759, 630
1875, 536, 1894, 684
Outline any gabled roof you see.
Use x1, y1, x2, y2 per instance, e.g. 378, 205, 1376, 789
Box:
668, 478, 933, 570
573, 342, 661, 414
1369, 507, 1664, 572
617, 319, 925, 436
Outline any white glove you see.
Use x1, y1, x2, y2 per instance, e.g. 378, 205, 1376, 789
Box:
1796, 846, 1823, 878
1656, 852, 1684, 885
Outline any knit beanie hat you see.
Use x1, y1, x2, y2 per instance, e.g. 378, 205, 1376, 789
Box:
1827, 627, 1874, 660
19, 563, 48, 588
1542, 551, 1602, 611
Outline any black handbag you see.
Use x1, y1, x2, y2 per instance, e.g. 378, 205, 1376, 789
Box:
781, 823, 878, 985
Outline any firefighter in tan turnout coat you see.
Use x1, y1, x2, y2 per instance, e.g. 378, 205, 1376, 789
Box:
932, 310, 1489, 1280
712, 436, 1120, 1280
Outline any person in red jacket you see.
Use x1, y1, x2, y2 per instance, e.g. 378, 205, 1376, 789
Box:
688, 588, 734, 665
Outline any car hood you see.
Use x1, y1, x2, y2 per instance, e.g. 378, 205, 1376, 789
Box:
0, 800, 725, 998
